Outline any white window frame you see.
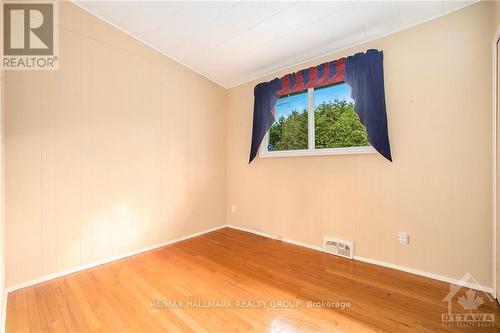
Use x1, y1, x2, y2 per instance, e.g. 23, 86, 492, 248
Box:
259, 86, 375, 158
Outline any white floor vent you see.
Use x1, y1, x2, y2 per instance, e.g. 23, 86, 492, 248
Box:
323, 237, 354, 259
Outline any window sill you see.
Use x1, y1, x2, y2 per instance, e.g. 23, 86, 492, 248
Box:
259, 146, 376, 158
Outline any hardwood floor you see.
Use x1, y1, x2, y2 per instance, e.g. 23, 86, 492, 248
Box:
6, 227, 500, 332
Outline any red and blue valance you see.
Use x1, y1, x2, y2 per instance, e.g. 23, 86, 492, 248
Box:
277, 58, 345, 96
249, 49, 392, 162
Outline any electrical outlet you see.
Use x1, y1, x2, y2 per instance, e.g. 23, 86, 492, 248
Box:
397, 232, 409, 245
231, 205, 236, 213
277, 235, 283, 241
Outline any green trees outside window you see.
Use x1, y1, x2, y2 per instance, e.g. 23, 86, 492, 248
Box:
268, 83, 368, 152
314, 100, 368, 149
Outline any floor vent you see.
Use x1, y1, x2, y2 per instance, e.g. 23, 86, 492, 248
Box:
323, 237, 353, 259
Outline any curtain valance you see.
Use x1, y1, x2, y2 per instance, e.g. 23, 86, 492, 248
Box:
277, 58, 345, 96
249, 49, 392, 163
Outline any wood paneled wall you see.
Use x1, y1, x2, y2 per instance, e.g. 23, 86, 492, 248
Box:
4, 2, 227, 288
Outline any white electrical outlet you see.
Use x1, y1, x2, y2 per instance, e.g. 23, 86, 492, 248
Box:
231, 205, 236, 213
397, 232, 409, 245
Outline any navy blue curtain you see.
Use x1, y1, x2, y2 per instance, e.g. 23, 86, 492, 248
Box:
249, 78, 282, 163
344, 49, 392, 161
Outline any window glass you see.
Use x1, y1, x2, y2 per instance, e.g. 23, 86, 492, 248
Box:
268, 90, 308, 151
314, 83, 368, 149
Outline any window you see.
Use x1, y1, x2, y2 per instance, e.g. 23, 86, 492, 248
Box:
268, 90, 308, 151
262, 82, 374, 157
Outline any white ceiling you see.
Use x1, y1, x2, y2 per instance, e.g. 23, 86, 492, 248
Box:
74, 1, 474, 88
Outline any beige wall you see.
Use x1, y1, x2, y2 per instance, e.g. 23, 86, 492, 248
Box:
0, 69, 4, 309
494, 0, 500, 28
497, 40, 499, 298
4, 2, 226, 288
494, 0, 500, 298
227, 2, 494, 286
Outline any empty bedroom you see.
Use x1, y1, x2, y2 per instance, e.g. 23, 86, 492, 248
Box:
1, 0, 500, 332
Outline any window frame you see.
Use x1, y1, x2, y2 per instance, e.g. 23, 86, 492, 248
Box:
259, 86, 375, 158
